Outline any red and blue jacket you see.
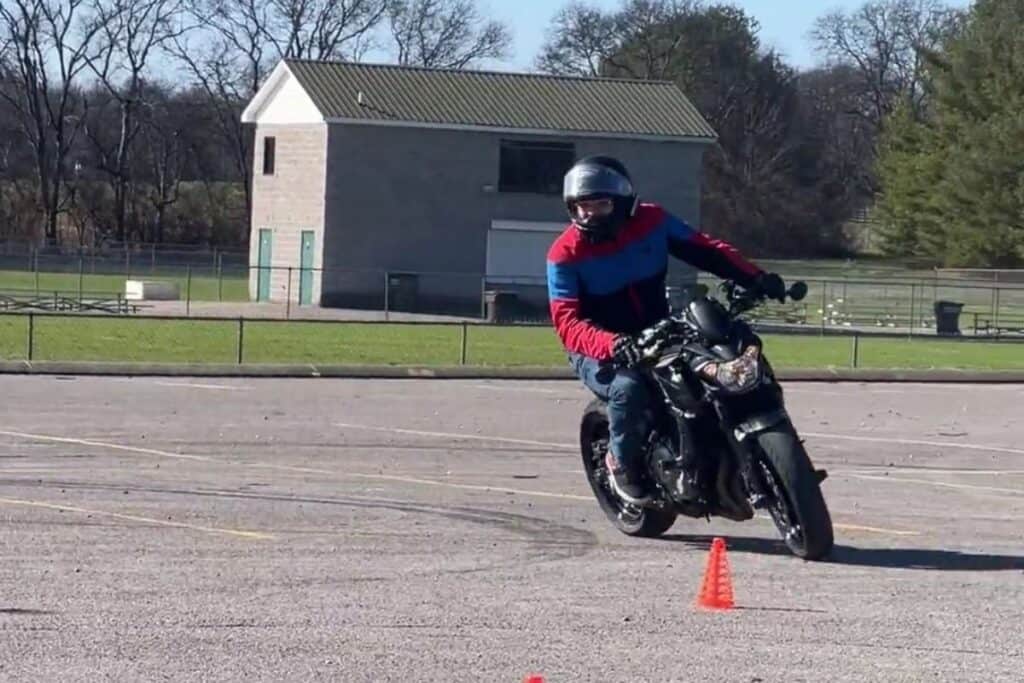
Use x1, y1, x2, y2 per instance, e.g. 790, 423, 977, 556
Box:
546, 203, 763, 360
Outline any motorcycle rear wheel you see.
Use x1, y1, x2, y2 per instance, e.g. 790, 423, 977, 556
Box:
580, 399, 677, 538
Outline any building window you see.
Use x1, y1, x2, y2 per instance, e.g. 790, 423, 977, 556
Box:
262, 136, 276, 175
498, 140, 575, 195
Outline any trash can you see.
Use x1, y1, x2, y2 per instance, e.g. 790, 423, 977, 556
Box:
484, 290, 517, 323
387, 273, 419, 312
933, 300, 964, 336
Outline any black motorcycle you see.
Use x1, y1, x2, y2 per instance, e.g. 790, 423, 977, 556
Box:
579, 279, 834, 560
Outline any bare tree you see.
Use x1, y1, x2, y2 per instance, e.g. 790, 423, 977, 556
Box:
136, 88, 192, 243
169, 0, 389, 233
810, 0, 963, 128
388, 0, 511, 69
266, 0, 387, 61
535, 2, 618, 76
84, 0, 189, 242
0, 0, 102, 244
535, 0, 699, 79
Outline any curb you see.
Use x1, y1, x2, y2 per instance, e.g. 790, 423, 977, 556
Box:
2, 361, 1024, 383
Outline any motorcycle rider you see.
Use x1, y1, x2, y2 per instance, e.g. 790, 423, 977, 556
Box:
546, 155, 785, 505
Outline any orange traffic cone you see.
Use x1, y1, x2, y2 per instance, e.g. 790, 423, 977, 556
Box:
695, 536, 735, 610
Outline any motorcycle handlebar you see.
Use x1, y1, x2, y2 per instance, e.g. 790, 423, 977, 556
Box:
630, 278, 809, 360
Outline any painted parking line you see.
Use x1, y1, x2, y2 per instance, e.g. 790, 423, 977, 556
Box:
848, 474, 1023, 497
333, 422, 1024, 460
152, 381, 251, 391
0, 496, 274, 540
802, 432, 1024, 457
0, 430, 215, 462
334, 422, 576, 449
0, 427, 937, 537
469, 384, 570, 395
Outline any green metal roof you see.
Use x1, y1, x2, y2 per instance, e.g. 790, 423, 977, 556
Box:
284, 59, 717, 140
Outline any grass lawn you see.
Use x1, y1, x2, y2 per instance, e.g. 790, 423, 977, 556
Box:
0, 269, 249, 302
0, 315, 1022, 370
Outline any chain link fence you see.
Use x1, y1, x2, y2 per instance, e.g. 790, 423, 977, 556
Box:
0, 251, 1022, 338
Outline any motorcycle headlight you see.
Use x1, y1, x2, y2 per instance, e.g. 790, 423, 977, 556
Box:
700, 346, 762, 393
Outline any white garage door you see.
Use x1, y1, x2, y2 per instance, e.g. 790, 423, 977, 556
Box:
485, 220, 565, 284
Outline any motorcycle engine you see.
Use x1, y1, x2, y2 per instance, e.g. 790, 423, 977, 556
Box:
647, 432, 686, 492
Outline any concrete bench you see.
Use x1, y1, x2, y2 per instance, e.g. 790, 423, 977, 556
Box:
125, 279, 180, 301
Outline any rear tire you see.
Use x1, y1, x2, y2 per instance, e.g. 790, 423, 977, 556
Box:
580, 398, 677, 538
755, 424, 834, 560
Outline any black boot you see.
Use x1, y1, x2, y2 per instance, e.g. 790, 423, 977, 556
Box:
604, 453, 652, 505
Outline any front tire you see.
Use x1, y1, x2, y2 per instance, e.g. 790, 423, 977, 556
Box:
755, 424, 834, 560
580, 398, 677, 538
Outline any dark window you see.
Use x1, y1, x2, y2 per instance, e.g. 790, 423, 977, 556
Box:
262, 136, 276, 175
498, 140, 575, 194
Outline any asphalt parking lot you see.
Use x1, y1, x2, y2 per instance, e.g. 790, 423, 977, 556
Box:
1, 376, 1022, 682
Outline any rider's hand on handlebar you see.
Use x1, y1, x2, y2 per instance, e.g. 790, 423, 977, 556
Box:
611, 334, 643, 368
754, 271, 787, 302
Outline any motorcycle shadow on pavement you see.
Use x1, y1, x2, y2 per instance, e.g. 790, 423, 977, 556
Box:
659, 534, 1024, 571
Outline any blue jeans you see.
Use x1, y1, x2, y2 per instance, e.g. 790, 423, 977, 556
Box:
570, 352, 649, 472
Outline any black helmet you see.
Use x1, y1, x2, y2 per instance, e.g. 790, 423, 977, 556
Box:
563, 155, 638, 239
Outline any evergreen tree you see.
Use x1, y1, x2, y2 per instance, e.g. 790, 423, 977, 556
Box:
876, 0, 1024, 266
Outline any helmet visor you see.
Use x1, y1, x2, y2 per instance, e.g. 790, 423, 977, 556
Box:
563, 163, 634, 201
570, 197, 614, 223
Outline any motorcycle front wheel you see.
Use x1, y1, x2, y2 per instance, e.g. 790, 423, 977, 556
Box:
579, 398, 677, 538
754, 424, 834, 560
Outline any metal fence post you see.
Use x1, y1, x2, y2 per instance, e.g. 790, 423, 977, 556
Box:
78, 256, 84, 305
908, 283, 915, 338
217, 253, 224, 301
994, 286, 1001, 332
851, 333, 859, 369
237, 317, 245, 364
383, 270, 390, 321
480, 277, 486, 319
186, 265, 192, 317
286, 267, 292, 320
26, 312, 34, 361
820, 281, 827, 335
460, 321, 468, 365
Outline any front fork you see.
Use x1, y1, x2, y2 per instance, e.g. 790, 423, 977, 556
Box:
718, 398, 791, 509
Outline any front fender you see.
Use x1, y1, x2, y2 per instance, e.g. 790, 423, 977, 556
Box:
733, 408, 790, 442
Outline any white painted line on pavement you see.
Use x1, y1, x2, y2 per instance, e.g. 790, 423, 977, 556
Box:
469, 384, 569, 395
803, 432, 1024, 457
0, 428, 933, 536
153, 382, 250, 391
848, 474, 1023, 497
335, 422, 575, 449
347, 472, 594, 501
840, 467, 1024, 476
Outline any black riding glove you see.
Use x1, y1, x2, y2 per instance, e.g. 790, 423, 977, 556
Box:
754, 271, 786, 302
611, 334, 643, 368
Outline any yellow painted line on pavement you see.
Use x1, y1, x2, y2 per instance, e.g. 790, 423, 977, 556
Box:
0, 430, 215, 462
0, 428, 917, 536
0, 496, 274, 540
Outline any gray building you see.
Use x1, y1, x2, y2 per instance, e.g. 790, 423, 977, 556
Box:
240, 59, 717, 317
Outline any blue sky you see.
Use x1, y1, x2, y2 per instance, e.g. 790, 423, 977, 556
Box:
484, 0, 974, 72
